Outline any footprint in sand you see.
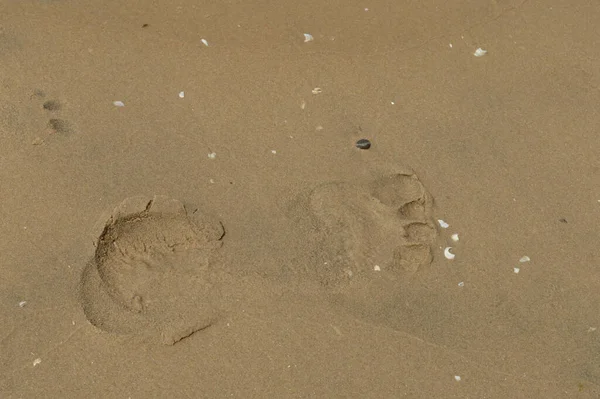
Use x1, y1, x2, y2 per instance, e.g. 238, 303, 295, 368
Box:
79, 195, 225, 345
293, 171, 438, 288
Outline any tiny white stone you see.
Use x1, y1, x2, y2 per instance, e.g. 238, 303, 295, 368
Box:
519, 256, 530, 263
449, 43, 453, 48
303, 33, 314, 43
201, 38, 209, 46
113, 101, 125, 107
207, 152, 216, 159
458, 281, 464, 287
514, 267, 520, 274
18, 301, 27, 308
438, 219, 449, 228
474, 48, 487, 57
444, 247, 455, 260
33, 358, 41, 366
178, 91, 185, 98
271, 150, 277, 154
312, 87, 322, 95
374, 265, 381, 271
454, 375, 461, 382
451, 233, 459, 242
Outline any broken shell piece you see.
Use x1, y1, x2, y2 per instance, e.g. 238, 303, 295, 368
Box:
113, 101, 125, 107
201, 38, 209, 46
18, 301, 27, 308
519, 256, 530, 263
454, 376, 461, 382
458, 281, 464, 287
207, 152, 216, 159
178, 91, 185, 98
33, 358, 41, 366
474, 48, 487, 57
514, 267, 520, 274
444, 247, 455, 260
312, 88, 322, 95
374, 265, 381, 271
451, 233, 459, 242
303, 33, 314, 43
438, 219, 449, 228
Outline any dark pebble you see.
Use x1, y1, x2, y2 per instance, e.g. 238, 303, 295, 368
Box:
355, 138, 371, 150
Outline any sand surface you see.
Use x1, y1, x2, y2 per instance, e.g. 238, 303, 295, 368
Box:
2, 0, 600, 397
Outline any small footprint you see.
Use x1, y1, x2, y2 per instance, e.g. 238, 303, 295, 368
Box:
292, 171, 438, 288
32, 89, 74, 138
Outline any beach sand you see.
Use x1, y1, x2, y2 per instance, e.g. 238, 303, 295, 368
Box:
1, 0, 600, 397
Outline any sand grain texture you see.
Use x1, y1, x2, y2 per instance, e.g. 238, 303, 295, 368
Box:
2, 0, 600, 397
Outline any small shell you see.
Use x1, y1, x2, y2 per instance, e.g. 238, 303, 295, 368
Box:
312, 87, 322, 95
519, 256, 530, 263
113, 101, 125, 107
444, 247, 455, 260
438, 219, 449, 229
303, 33, 314, 43
514, 267, 520, 274
201, 38, 209, 47
178, 91, 185, 98
474, 48, 487, 57
451, 233, 459, 242
373, 265, 381, 271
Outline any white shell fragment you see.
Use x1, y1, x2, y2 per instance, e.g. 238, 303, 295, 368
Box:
207, 152, 216, 159
201, 38, 209, 47
18, 301, 27, 308
519, 256, 530, 263
33, 358, 41, 366
312, 88, 322, 95
451, 233, 459, 242
454, 375, 461, 382
303, 33, 314, 43
474, 48, 487, 57
437, 219, 449, 229
113, 101, 125, 107
514, 267, 520, 274
374, 265, 381, 271
458, 281, 464, 287
178, 91, 185, 98
444, 247, 455, 260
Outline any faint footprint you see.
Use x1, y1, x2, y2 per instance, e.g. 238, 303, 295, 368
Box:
293, 171, 437, 288
33, 90, 74, 137
79, 195, 225, 345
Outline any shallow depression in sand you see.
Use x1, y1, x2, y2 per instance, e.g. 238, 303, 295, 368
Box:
292, 171, 438, 288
